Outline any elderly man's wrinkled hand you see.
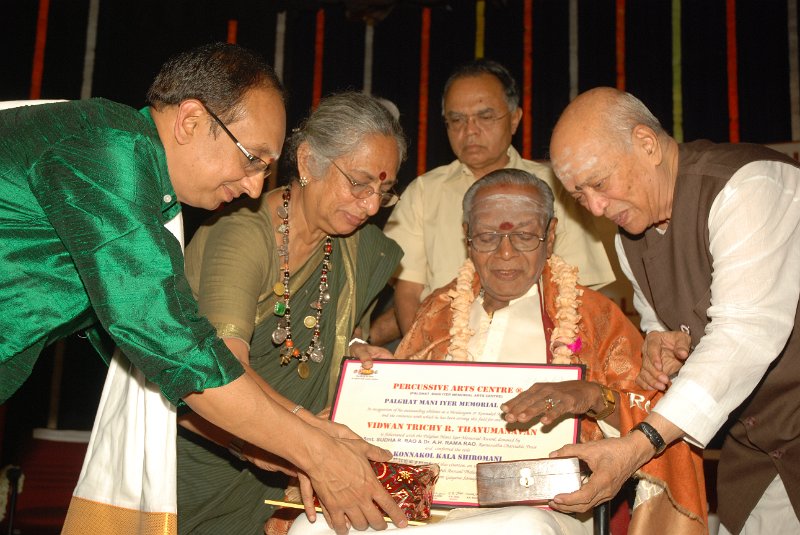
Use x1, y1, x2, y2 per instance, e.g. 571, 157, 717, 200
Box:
500, 380, 600, 426
636, 331, 691, 391
303, 433, 408, 534
546, 435, 653, 513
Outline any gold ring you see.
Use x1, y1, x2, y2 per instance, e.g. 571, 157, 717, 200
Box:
544, 397, 555, 411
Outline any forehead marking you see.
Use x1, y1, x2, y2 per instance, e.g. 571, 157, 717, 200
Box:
553, 144, 599, 185
379, 171, 387, 181
499, 221, 514, 230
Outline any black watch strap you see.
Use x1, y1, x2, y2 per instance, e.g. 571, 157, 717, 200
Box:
631, 422, 666, 455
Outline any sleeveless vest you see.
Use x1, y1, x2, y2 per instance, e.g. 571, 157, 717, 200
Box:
620, 140, 800, 533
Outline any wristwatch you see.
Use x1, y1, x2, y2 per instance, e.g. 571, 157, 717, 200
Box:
586, 384, 616, 420
631, 422, 667, 455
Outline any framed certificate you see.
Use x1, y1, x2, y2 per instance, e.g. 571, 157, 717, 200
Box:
330, 359, 584, 507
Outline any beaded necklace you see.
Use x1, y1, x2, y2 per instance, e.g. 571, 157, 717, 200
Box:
271, 186, 333, 379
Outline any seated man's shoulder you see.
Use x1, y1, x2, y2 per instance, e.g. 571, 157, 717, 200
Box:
417, 279, 458, 313
577, 284, 639, 332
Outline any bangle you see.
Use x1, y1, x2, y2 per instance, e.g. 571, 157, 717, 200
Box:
630, 422, 667, 455
348, 337, 368, 348
228, 437, 247, 461
291, 404, 304, 415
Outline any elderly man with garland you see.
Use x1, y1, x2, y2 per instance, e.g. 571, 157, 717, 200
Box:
388, 169, 706, 534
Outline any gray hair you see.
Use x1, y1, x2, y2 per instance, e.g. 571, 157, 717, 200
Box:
285, 92, 407, 178
604, 91, 666, 149
462, 168, 554, 228
441, 59, 520, 115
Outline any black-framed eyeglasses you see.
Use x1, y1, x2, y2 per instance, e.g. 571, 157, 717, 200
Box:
203, 104, 272, 178
444, 110, 510, 132
328, 159, 399, 207
468, 231, 545, 253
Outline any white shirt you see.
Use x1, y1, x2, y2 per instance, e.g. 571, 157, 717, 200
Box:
467, 284, 548, 362
616, 160, 800, 446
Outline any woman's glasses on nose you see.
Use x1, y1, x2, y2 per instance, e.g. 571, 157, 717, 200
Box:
328, 159, 399, 207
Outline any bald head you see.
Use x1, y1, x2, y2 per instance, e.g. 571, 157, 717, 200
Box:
548, 88, 677, 235
551, 88, 664, 181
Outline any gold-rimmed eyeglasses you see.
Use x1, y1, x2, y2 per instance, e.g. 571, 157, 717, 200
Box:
468, 231, 545, 253
444, 110, 510, 132
328, 159, 399, 207
203, 104, 272, 178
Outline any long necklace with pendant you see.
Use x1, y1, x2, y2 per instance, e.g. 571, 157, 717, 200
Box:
271, 186, 332, 379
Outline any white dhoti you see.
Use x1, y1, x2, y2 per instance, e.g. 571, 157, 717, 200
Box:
61, 214, 185, 535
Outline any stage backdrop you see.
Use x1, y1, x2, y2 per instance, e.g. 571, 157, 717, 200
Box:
3, 0, 799, 190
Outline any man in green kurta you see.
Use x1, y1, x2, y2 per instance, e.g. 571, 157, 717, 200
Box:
0, 98, 242, 405
0, 43, 407, 534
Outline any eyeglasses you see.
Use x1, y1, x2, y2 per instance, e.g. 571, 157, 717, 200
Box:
203, 104, 272, 178
328, 159, 399, 207
468, 231, 545, 253
444, 110, 510, 132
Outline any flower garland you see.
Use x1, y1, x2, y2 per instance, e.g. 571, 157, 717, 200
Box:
547, 254, 584, 365
446, 259, 477, 361
446, 255, 583, 364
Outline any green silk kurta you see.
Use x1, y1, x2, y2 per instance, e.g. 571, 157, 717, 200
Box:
177, 193, 402, 534
0, 98, 243, 405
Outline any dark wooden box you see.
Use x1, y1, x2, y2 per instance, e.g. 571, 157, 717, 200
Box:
475, 457, 583, 506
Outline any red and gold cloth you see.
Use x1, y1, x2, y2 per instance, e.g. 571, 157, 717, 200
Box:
370, 461, 439, 521
266, 461, 439, 534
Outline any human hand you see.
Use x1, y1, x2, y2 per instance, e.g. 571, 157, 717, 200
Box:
304, 414, 362, 442
636, 331, 691, 391
349, 341, 393, 371
546, 433, 653, 513
500, 380, 603, 426
241, 444, 299, 477
301, 432, 407, 534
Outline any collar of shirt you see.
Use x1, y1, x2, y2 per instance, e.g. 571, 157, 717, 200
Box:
506, 281, 540, 307
139, 106, 181, 222
470, 282, 546, 363
449, 146, 524, 183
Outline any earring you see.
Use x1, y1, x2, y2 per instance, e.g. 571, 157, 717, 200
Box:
299, 176, 309, 187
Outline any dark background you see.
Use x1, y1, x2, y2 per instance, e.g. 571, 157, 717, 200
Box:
1, 0, 797, 470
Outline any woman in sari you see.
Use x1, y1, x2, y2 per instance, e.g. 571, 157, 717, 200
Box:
176, 92, 406, 534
